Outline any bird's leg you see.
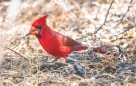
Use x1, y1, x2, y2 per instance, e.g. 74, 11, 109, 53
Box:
50, 57, 66, 63
50, 58, 59, 63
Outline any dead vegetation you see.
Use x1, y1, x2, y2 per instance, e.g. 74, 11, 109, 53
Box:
0, 0, 136, 86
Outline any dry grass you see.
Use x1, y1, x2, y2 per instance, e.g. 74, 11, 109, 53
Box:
0, 0, 136, 86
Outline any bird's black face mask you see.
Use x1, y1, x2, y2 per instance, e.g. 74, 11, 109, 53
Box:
35, 26, 42, 38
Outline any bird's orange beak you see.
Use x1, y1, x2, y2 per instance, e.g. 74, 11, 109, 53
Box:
29, 26, 38, 35
25, 27, 38, 37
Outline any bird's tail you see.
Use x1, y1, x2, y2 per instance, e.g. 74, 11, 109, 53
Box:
73, 44, 112, 55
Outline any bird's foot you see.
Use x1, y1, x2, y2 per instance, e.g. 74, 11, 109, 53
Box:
49, 58, 59, 63
49, 58, 66, 63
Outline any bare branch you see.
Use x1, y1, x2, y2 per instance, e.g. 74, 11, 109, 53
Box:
94, 0, 114, 33
82, 0, 135, 41
4, 46, 29, 61
112, 26, 135, 37
78, 0, 115, 40
95, 1, 103, 19
113, 2, 132, 28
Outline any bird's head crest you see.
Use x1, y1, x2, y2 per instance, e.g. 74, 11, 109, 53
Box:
32, 14, 48, 27
25, 14, 48, 38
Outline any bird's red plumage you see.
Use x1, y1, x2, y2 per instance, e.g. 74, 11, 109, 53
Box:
29, 14, 108, 61
30, 15, 88, 60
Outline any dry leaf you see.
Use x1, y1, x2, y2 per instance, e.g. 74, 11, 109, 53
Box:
124, 82, 136, 86
110, 52, 115, 60
100, 57, 109, 63
96, 63, 103, 68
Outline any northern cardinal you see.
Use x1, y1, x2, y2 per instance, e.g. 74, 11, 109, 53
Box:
26, 15, 108, 61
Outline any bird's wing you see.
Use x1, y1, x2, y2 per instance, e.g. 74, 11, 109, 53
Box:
55, 32, 81, 46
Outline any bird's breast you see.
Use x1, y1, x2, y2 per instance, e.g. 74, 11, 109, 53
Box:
38, 35, 71, 58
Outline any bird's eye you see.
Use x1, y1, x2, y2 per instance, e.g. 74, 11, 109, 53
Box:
35, 26, 42, 29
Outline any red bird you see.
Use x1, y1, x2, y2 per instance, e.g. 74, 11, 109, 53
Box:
26, 15, 108, 61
